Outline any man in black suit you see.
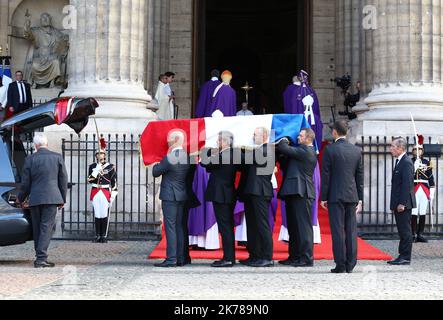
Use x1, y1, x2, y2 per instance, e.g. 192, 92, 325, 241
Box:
7, 71, 33, 114
182, 162, 200, 266
17, 134, 68, 268
153, 131, 190, 267
321, 120, 363, 273
278, 128, 318, 267
388, 137, 416, 265
201, 131, 237, 267
242, 127, 275, 267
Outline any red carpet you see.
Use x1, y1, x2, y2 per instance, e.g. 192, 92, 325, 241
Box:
148, 205, 392, 261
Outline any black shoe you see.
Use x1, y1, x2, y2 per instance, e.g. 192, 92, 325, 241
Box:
34, 261, 55, 268
412, 235, 418, 243
239, 258, 256, 266
278, 259, 296, 266
177, 261, 185, 267
249, 259, 274, 268
387, 258, 410, 266
291, 261, 314, 268
99, 237, 108, 244
330, 267, 346, 274
346, 268, 355, 274
237, 241, 248, 247
416, 235, 428, 243
211, 260, 235, 268
154, 261, 177, 268
92, 236, 101, 243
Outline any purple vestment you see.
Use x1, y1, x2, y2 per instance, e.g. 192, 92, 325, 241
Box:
195, 79, 221, 118
209, 84, 237, 117
283, 82, 323, 147
187, 165, 218, 236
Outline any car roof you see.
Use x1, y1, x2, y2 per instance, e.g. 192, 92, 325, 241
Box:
0, 97, 99, 134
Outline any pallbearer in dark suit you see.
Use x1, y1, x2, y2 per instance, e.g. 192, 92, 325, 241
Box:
153, 131, 190, 268
243, 127, 275, 267
201, 131, 237, 267
182, 162, 200, 266
278, 128, 318, 267
388, 137, 416, 265
321, 121, 363, 274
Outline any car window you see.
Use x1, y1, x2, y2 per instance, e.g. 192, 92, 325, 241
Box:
0, 135, 28, 183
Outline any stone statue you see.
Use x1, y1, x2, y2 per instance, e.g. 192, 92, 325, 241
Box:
23, 12, 69, 89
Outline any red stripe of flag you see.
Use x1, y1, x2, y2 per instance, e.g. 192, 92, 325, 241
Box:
140, 119, 206, 166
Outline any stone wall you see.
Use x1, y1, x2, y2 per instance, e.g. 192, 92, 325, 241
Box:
312, 0, 337, 131
169, 0, 193, 119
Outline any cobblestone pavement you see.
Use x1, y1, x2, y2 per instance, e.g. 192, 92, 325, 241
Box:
0, 240, 442, 300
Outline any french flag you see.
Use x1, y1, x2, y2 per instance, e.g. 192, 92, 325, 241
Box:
0, 58, 12, 109
140, 114, 311, 166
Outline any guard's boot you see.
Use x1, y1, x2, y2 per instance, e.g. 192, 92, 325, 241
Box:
93, 218, 101, 243
416, 216, 428, 243
99, 218, 108, 243
411, 215, 418, 243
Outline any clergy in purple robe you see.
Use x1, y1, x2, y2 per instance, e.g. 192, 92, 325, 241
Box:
209, 70, 237, 117
195, 70, 221, 118
283, 70, 323, 146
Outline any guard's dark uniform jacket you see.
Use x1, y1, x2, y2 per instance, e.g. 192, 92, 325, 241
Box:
412, 158, 435, 198
88, 163, 117, 201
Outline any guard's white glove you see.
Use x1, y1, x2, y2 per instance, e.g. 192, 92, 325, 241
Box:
91, 164, 103, 178
110, 190, 118, 204
414, 159, 422, 173
430, 188, 436, 204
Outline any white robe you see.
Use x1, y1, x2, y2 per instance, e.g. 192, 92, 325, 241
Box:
155, 81, 174, 120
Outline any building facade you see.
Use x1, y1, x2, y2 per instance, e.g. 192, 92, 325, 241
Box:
1, 0, 443, 139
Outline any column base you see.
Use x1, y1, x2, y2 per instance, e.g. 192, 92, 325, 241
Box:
349, 84, 443, 140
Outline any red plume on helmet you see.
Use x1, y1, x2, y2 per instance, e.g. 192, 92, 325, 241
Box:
100, 137, 107, 150
417, 134, 424, 146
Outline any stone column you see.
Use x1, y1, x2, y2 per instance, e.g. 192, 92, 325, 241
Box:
360, 0, 443, 136
63, 0, 157, 134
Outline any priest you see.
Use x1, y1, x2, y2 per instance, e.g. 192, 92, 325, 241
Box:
195, 70, 221, 118
209, 70, 237, 117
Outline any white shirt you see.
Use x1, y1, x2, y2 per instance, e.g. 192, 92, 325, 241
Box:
164, 83, 172, 97
17, 81, 27, 104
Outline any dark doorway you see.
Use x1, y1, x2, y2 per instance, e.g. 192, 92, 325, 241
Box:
193, 0, 311, 115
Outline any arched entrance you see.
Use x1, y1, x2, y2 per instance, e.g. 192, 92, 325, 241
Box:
193, 0, 312, 115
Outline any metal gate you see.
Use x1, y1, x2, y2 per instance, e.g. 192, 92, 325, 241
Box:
357, 136, 443, 238
61, 134, 162, 240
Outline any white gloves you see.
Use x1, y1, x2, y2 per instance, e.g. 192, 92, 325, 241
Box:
414, 159, 422, 173
110, 190, 118, 203
430, 188, 436, 204
91, 164, 103, 178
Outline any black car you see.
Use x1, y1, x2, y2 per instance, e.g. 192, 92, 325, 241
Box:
0, 97, 98, 246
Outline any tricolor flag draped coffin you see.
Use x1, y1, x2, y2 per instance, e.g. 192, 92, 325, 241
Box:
139, 114, 311, 166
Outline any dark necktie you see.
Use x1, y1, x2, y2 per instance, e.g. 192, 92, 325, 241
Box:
395, 159, 399, 169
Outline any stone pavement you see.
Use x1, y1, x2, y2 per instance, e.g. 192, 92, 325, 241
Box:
0, 240, 442, 300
